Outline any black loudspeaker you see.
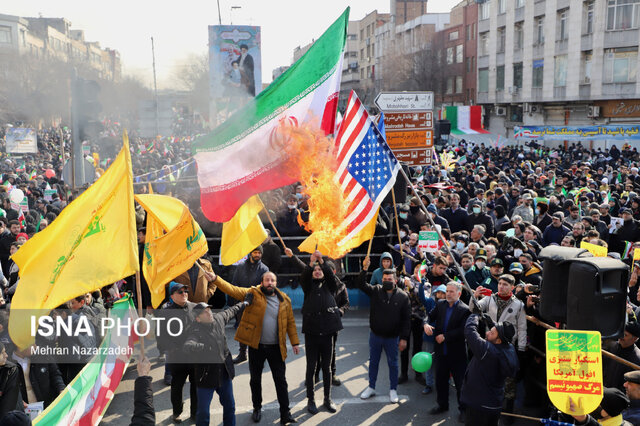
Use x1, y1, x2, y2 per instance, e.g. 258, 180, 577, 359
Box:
566, 257, 629, 339
538, 246, 592, 322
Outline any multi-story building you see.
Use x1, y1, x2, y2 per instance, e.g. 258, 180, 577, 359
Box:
354, 11, 391, 108
435, 0, 478, 106
392, 0, 430, 26
340, 21, 361, 110
0, 13, 121, 81
476, 0, 640, 142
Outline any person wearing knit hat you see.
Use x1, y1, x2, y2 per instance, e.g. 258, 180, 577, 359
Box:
15, 232, 28, 245
460, 315, 518, 426
604, 322, 640, 392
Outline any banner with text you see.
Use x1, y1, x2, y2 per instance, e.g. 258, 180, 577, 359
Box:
546, 330, 603, 416
515, 125, 640, 141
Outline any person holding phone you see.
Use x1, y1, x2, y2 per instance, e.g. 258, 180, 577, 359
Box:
470, 274, 527, 424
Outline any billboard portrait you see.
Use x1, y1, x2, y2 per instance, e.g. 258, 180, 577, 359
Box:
5, 128, 38, 154
208, 25, 262, 124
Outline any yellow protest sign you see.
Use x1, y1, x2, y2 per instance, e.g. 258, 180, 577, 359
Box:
546, 330, 603, 416
580, 241, 607, 257
634, 248, 640, 261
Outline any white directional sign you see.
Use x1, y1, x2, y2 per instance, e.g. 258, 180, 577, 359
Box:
375, 91, 434, 111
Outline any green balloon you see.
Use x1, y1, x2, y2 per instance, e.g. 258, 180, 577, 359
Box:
411, 352, 433, 373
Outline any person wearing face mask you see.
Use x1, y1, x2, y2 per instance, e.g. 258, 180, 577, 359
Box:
468, 202, 495, 238
454, 235, 469, 254
407, 197, 428, 233
465, 249, 490, 290
358, 256, 411, 404
395, 204, 410, 229
441, 193, 469, 234
207, 270, 300, 425
533, 200, 552, 232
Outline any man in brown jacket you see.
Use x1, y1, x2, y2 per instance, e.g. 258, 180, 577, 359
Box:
173, 258, 217, 304
207, 269, 300, 425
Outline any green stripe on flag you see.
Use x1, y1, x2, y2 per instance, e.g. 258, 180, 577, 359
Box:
192, 8, 349, 154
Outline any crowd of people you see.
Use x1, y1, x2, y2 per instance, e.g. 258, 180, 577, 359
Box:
3, 130, 640, 425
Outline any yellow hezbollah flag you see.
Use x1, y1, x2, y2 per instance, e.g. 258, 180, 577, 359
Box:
298, 208, 379, 257
220, 195, 267, 266
135, 194, 209, 308
10, 131, 138, 349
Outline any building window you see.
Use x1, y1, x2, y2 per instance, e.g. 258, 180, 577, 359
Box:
446, 77, 454, 94
456, 44, 464, 63
479, 68, 489, 92
582, 51, 593, 83
447, 47, 454, 64
466, 56, 472, 73
497, 27, 506, 53
497, 65, 505, 90
558, 11, 568, 40
466, 25, 471, 40
604, 47, 638, 82
449, 31, 459, 41
513, 63, 523, 88
514, 23, 524, 50
532, 60, 544, 88
585, 1, 595, 34
555, 55, 568, 86
536, 17, 545, 44
607, 0, 640, 30
360, 29, 364, 40
498, 0, 507, 14
456, 76, 463, 93
0, 26, 11, 44
361, 68, 364, 79
479, 32, 489, 56
516, 0, 525, 8
361, 48, 364, 60
480, 2, 490, 20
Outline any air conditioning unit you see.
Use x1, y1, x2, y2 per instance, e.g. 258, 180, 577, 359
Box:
496, 106, 507, 116
583, 76, 591, 84
523, 103, 531, 113
531, 105, 539, 113
588, 106, 600, 118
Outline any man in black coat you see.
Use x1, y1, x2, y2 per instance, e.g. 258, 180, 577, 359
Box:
441, 193, 469, 233
300, 251, 343, 415
157, 281, 198, 423
604, 322, 640, 391
130, 357, 155, 426
358, 256, 411, 404
424, 281, 471, 421
13, 346, 66, 409
468, 201, 495, 238
184, 300, 249, 426
460, 315, 518, 426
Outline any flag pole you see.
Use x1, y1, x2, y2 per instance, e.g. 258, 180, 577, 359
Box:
391, 188, 407, 274
134, 270, 146, 358
398, 167, 478, 305
257, 195, 288, 249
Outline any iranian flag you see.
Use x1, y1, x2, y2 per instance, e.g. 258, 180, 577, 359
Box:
33, 295, 137, 426
193, 8, 349, 222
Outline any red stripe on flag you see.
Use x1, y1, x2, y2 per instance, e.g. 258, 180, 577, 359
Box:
336, 112, 367, 165
335, 94, 359, 143
346, 199, 374, 233
342, 176, 358, 196
338, 168, 350, 186
344, 187, 367, 217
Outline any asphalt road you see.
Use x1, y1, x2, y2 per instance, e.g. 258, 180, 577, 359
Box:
103, 310, 538, 425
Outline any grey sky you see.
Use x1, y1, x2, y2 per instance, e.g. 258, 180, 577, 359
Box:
5, 1, 461, 87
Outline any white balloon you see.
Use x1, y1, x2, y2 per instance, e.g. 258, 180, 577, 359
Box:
9, 189, 24, 204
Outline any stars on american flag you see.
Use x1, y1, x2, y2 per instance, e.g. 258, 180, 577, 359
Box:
346, 124, 398, 200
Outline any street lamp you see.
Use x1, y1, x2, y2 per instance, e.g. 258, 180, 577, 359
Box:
230, 6, 241, 25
